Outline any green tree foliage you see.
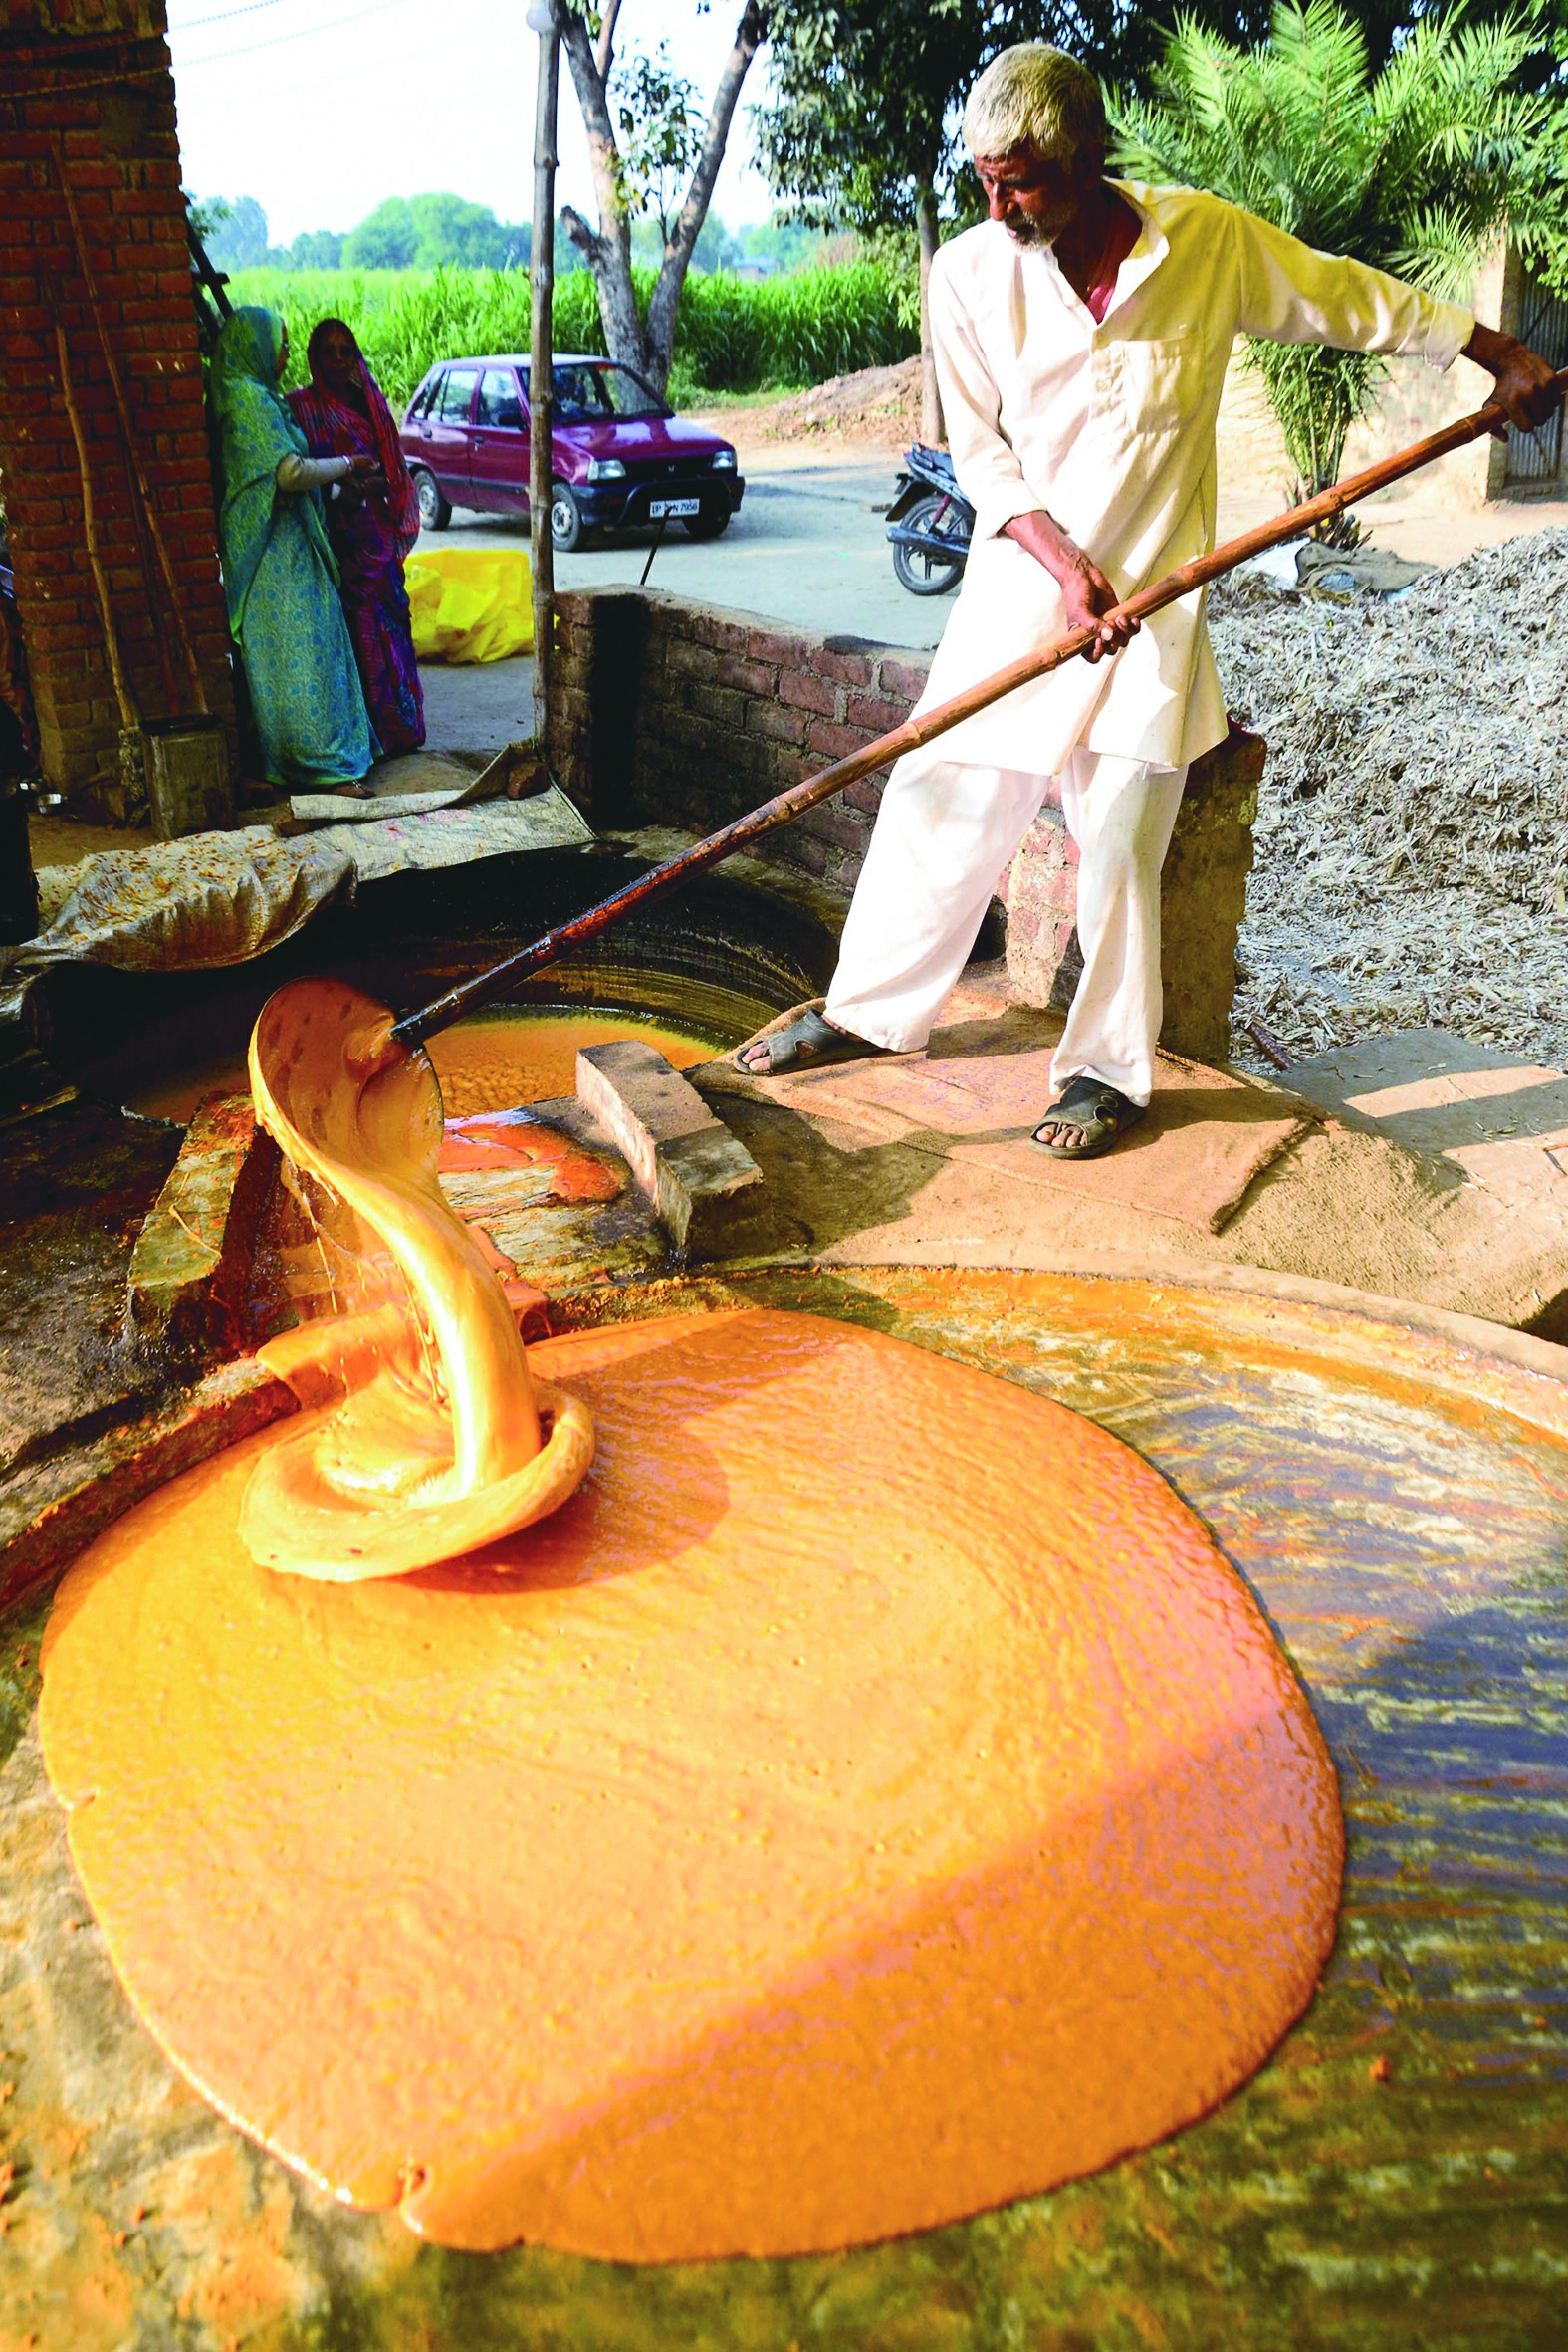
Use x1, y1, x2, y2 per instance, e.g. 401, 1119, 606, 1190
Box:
758, 0, 1005, 435
342, 196, 416, 269
287, 229, 346, 270
201, 193, 271, 271
754, 2, 1365, 434
343, 193, 529, 272
613, 43, 708, 245
1515, 11, 1568, 295
1109, 0, 1562, 510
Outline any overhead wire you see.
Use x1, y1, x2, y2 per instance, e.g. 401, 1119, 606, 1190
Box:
172, 0, 412, 69
165, 0, 289, 31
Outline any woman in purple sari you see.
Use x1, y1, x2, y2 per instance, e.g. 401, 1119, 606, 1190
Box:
288, 320, 425, 754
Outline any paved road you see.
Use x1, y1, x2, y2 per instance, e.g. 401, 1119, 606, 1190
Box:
414, 445, 954, 758
415, 446, 952, 651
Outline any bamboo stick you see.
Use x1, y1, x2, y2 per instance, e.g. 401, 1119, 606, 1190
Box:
51, 144, 211, 716
55, 319, 139, 738
390, 366, 1568, 1053
528, 2, 561, 758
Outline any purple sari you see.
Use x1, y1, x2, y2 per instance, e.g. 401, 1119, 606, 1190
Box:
288, 336, 425, 755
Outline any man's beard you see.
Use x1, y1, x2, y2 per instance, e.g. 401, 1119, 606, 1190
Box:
1004, 216, 1049, 247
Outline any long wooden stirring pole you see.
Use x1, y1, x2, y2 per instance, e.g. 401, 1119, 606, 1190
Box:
390, 368, 1567, 1054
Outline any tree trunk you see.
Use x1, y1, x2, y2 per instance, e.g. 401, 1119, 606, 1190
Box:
642, 0, 767, 396
915, 183, 944, 447
560, 12, 649, 376
559, 1, 768, 399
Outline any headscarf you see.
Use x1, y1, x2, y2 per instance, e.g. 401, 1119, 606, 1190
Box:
209, 306, 337, 633
290, 317, 421, 554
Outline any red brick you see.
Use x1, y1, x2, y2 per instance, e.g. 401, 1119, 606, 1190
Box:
779, 670, 836, 717
786, 831, 832, 879
808, 647, 873, 687
119, 298, 189, 327
686, 681, 746, 729
687, 612, 751, 654
713, 654, 776, 696
746, 624, 803, 666
803, 802, 869, 853
665, 638, 717, 681
806, 718, 876, 762
845, 690, 911, 733
745, 702, 805, 746
877, 657, 932, 699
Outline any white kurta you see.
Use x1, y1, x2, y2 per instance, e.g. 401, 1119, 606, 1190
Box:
917, 183, 1473, 772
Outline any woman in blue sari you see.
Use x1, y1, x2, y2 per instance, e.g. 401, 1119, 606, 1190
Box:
209, 307, 377, 793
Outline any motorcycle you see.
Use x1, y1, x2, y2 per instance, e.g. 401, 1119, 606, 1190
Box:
885, 444, 973, 596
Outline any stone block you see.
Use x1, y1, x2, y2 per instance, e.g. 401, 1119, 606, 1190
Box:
125, 1094, 279, 1362
576, 1041, 772, 1260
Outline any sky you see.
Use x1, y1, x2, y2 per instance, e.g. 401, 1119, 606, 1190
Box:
166, 0, 778, 248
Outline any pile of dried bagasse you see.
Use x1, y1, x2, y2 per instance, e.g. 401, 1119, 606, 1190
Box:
1209, 527, 1568, 1072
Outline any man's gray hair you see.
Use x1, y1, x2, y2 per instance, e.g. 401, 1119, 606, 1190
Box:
962, 43, 1106, 164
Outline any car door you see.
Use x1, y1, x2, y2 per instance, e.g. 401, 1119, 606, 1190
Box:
467, 366, 529, 513
408, 365, 478, 502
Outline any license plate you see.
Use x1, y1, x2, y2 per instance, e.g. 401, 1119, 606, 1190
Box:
649, 497, 701, 519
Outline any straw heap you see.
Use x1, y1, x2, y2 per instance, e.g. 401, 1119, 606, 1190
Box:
1210, 529, 1568, 1071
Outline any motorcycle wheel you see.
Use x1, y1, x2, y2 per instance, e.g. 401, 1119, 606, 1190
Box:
891, 492, 967, 596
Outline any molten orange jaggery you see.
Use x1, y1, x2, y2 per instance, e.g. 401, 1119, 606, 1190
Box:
40, 1303, 1343, 2263
241, 978, 593, 1581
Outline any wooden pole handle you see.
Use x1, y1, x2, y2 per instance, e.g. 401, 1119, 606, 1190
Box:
391, 365, 1568, 1052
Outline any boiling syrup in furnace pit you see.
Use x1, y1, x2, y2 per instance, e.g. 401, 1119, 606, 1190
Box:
126, 1005, 726, 1123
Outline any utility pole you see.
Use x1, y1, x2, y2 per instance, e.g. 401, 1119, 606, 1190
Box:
527, 0, 561, 764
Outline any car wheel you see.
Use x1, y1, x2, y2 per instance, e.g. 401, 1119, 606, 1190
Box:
681, 504, 732, 541
412, 468, 450, 532
891, 492, 966, 596
550, 482, 586, 552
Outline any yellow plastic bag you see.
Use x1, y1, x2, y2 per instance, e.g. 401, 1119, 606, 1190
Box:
405, 546, 535, 664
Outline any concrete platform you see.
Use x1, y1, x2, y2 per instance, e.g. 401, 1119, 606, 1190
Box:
1282, 1027, 1568, 1218
696, 979, 1568, 1344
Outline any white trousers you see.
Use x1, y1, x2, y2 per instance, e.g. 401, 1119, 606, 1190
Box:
825, 743, 1188, 1108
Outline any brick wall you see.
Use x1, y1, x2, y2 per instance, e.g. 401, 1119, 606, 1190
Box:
550, 587, 927, 897
0, 0, 236, 821
549, 585, 1263, 1061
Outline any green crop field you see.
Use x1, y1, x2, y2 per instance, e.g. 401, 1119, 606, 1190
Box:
224, 261, 917, 411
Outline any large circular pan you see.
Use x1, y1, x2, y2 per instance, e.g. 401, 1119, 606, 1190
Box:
6, 1261, 1565, 2346
39, 1306, 1339, 2264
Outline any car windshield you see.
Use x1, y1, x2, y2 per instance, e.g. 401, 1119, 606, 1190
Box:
532, 362, 669, 422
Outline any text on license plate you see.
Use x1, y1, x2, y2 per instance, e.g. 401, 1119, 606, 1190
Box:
649, 497, 701, 519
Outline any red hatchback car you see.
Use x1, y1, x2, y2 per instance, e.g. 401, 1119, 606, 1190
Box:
400, 353, 744, 551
